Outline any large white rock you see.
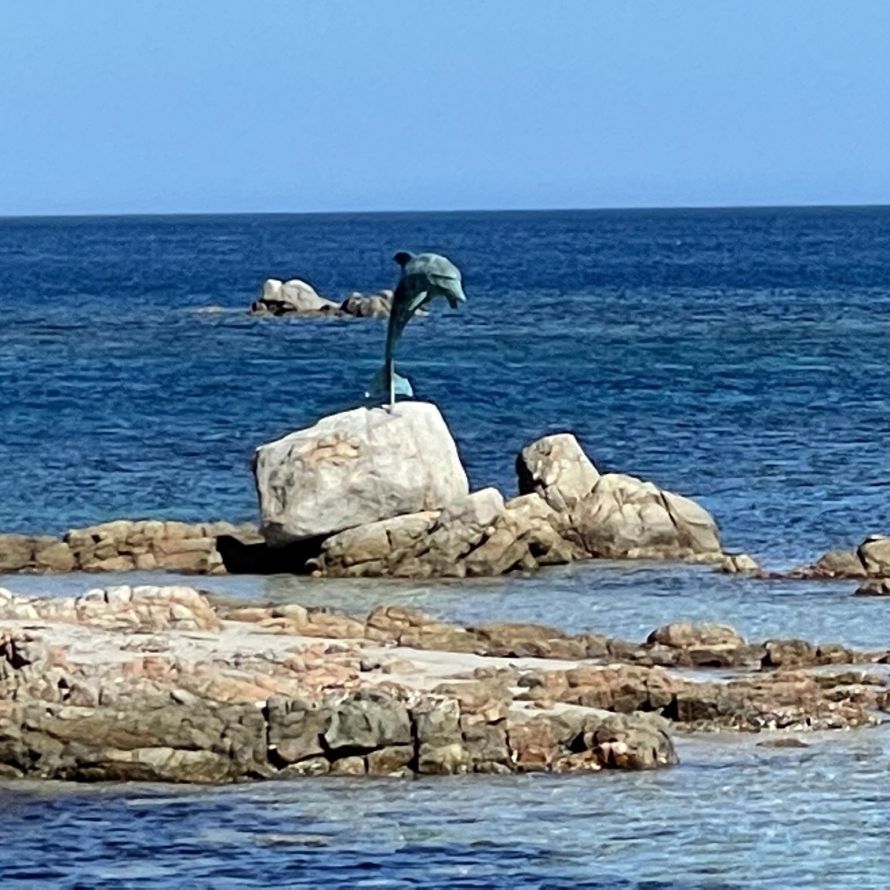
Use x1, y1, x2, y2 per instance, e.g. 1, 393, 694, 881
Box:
516, 433, 600, 511
253, 278, 340, 315
517, 434, 722, 562
571, 472, 721, 560
254, 402, 469, 545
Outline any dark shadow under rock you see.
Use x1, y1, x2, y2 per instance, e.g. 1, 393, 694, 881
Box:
216, 534, 325, 575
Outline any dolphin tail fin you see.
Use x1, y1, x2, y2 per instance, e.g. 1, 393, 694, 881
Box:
365, 365, 414, 404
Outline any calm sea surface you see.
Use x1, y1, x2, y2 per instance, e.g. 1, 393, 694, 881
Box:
1, 208, 890, 887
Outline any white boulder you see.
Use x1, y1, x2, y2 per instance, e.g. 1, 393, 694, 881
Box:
254, 402, 469, 545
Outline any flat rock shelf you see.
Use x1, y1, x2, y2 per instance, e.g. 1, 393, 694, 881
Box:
1, 584, 887, 784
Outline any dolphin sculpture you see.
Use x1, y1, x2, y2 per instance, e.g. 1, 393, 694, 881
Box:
368, 251, 467, 406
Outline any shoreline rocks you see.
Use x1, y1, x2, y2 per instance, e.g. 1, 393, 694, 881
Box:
253, 407, 725, 578
753, 534, 890, 589
13, 404, 890, 586
0, 520, 261, 575
1, 584, 886, 784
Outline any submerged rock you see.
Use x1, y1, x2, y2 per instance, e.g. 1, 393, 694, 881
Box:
718, 553, 762, 574
254, 402, 469, 546
855, 578, 890, 597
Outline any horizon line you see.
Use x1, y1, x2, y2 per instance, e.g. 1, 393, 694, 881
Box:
2, 201, 890, 221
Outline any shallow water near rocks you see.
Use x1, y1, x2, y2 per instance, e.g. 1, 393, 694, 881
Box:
2, 561, 882, 650
4, 729, 890, 888
2, 208, 890, 886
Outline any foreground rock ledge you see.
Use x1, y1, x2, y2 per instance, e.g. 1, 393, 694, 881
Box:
1, 586, 887, 784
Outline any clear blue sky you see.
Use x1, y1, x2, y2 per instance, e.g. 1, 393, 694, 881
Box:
2, 1, 889, 214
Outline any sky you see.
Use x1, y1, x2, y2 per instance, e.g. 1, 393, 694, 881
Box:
2, 1, 890, 215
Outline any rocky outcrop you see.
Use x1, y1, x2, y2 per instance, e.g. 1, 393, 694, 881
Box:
568, 474, 721, 561
785, 534, 890, 581
339, 291, 394, 318
250, 279, 340, 316
310, 431, 721, 577
0, 427, 723, 580
249, 278, 394, 319
311, 489, 585, 579
718, 553, 762, 574
517, 433, 720, 560
0, 586, 682, 782
254, 403, 469, 546
0, 520, 260, 575
2, 585, 886, 783
516, 434, 600, 512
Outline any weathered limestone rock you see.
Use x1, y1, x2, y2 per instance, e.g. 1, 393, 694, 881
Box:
34, 540, 76, 572
314, 486, 583, 580
0, 520, 260, 576
315, 514, 424, 575
464, 493, 580, 576
473, 622, 583, 660
0, 585, 221, 633
315, 490, 508, 579
718, 553, 761, 574
340, 290, 393, 318
809, 549, 867, 578
582, 713, 678, 770
855, 578, 890, 596
1, 701, 268, 783
648, 622, 746, 651
517, 433, 600, 512
514, 434, 721, 564
571, 472, 721, 561
2, 586, 887, 783
858, 535, 890, 576
0, 535, 37, 572
267, 697, 331, 765
365, 604, 483, 653
645, 622, 754, 668
255, 403, 468, 546
250, 279, 340, 316
323, 690, 412, 753
786, 535, 890, 581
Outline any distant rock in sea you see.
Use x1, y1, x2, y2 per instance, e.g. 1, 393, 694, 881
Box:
249, 277, 394, 318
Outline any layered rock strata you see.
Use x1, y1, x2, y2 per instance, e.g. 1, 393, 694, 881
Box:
1, 586, 886, 784
0, 521, 260, 575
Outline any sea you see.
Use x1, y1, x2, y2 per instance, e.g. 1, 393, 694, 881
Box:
1, 208, 890, 887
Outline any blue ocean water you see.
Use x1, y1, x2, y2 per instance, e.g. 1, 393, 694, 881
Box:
3, 208, 890, 889
2, 208, 890, 563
